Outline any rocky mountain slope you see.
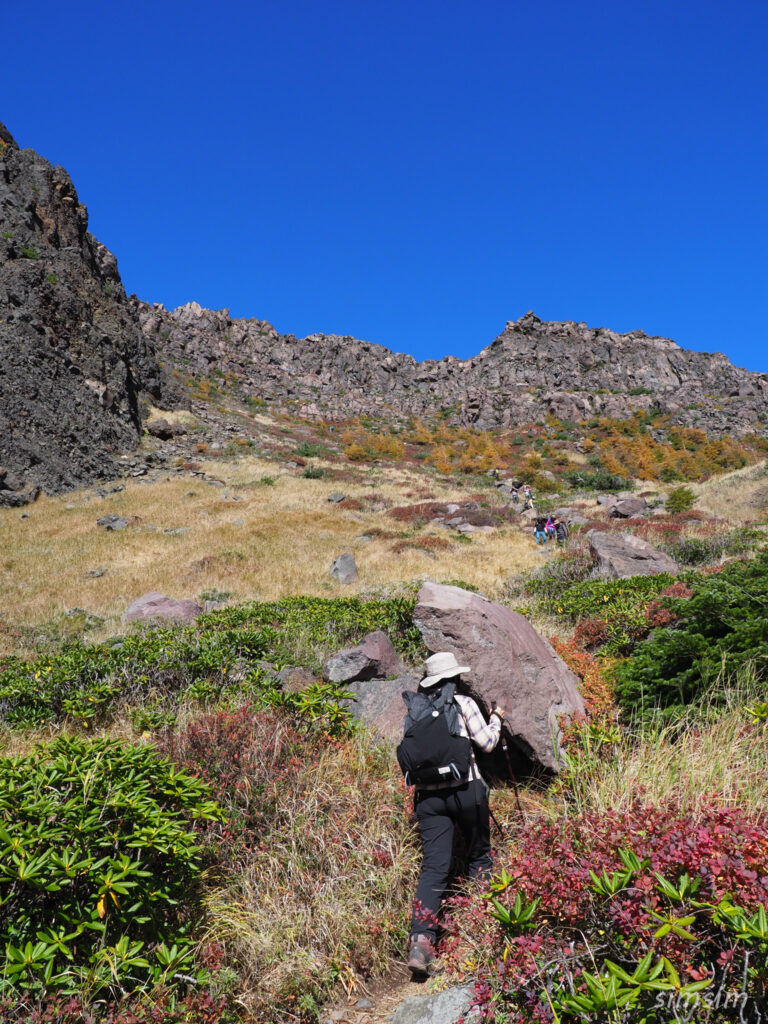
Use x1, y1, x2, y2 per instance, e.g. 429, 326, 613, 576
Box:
0, 123, 162, 506
139, 302, 768, 436
2, 122, 767, 508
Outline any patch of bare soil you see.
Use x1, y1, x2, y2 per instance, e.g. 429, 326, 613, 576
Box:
322, 963, 436, 1024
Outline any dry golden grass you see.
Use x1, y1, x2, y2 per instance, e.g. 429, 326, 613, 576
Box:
201, 731, 418, 1018
691, 458, 768, 523
0, 456, 543, 654
556, 681, 768, 823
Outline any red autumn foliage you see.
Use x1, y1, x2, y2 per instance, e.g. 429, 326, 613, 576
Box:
442, 800, 768, 1022
551, 636, 615, 716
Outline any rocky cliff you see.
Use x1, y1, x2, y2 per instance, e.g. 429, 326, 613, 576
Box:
139, 302, 768, 437
0, 123, 162, 506
2, 123, 767, 511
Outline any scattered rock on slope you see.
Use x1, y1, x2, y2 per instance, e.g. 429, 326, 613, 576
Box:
323, 631, 405, 684
330, 553, 358, 584
123, 592, 203, 623
587, 529, 678, 578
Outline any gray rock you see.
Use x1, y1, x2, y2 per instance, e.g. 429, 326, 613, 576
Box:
345, 672, 420, 739
146, 417, 186, 439
97, 514, 131, 531
327, 492, 346, 503
587, 529, 678, 578
163, 526, 189, 536
413, 583, 585, 773
85, 568, 106, 578
122, 591, 203, 623
330, 552, 358, 584
391, 986, 477, 1024
596, 494, 619, 506
611, 496, 649, 518
324, 631, 405, 684
567, 513, 590, 527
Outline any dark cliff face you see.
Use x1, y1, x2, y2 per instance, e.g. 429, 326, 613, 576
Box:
139, 302, 768, 437
0, 123, 162, 505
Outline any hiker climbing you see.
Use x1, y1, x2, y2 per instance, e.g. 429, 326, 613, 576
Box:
545, 515, 555, 541
397, 652, 504, 976
534, 515, 547, 544
555, 517, 569, 545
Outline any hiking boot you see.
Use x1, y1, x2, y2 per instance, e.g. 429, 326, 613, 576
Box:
407, 934, 435, 975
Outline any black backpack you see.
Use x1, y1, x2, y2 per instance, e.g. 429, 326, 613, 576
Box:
396, 682, 472, 786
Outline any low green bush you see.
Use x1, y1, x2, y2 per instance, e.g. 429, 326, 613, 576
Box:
0, 736, 220, 999
614, 547, 768, 717
528, 574, 674, 656
663, 526, 760, 566
564, 469, 633, 492
664, 484, 696, 514
0, 597, 423, 731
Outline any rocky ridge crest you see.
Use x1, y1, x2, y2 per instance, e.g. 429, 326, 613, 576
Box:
0, 123, 162, 505
138, 302, 768, 436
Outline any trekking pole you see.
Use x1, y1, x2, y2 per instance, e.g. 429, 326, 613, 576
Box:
491, 700, 524, 822
500, 731, 525, 822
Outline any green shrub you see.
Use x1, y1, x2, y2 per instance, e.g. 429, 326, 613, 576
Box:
302, 464, 330, 479
529, 574, 674, 655
614, 548, 768, 717
564, 469, 633, 492
0, 736, 220, 998
665, 485, 696, 514
664, 528, 760, 566
0, 597, 424, 731
292, 442, 328, 458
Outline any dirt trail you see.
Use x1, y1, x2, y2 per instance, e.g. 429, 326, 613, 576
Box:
323, 963, 437, 1024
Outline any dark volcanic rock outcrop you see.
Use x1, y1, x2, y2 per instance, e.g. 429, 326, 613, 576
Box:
139, 303, 768, 436
0, 123, 162, 504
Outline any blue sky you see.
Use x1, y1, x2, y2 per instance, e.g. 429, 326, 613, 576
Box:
3, 0, 767, 371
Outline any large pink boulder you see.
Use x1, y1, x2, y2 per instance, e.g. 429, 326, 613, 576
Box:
413, 583, 584, 772
122, 591, 203, 624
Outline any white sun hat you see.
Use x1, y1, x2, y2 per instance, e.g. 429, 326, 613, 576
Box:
421, 651, 470, 688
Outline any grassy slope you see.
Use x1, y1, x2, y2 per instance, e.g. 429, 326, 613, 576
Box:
2, 403, 768, 1021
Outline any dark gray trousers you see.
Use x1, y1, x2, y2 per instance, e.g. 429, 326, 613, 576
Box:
410, 778, 492, 941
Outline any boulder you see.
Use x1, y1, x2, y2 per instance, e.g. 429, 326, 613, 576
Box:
146, 417, 186, 439
97, 514, 133, 531
324, 631, 405, 683
330, 552, 358, 584
345, 672, 420, 739
122, 591, 203, 623
587, 530, 678, 578
596, 493, 619, 507
568, 513, 590, 527
392, 986, 477, 1024
611, 496, 648, 519
0, 466, 40, 507
413, 583, 584, 772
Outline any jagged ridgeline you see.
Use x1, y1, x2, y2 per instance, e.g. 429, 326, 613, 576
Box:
2, 120, 768, 507
139, 302, 768, 435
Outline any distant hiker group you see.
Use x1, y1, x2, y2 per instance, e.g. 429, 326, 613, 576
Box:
534, 514, 568, 545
